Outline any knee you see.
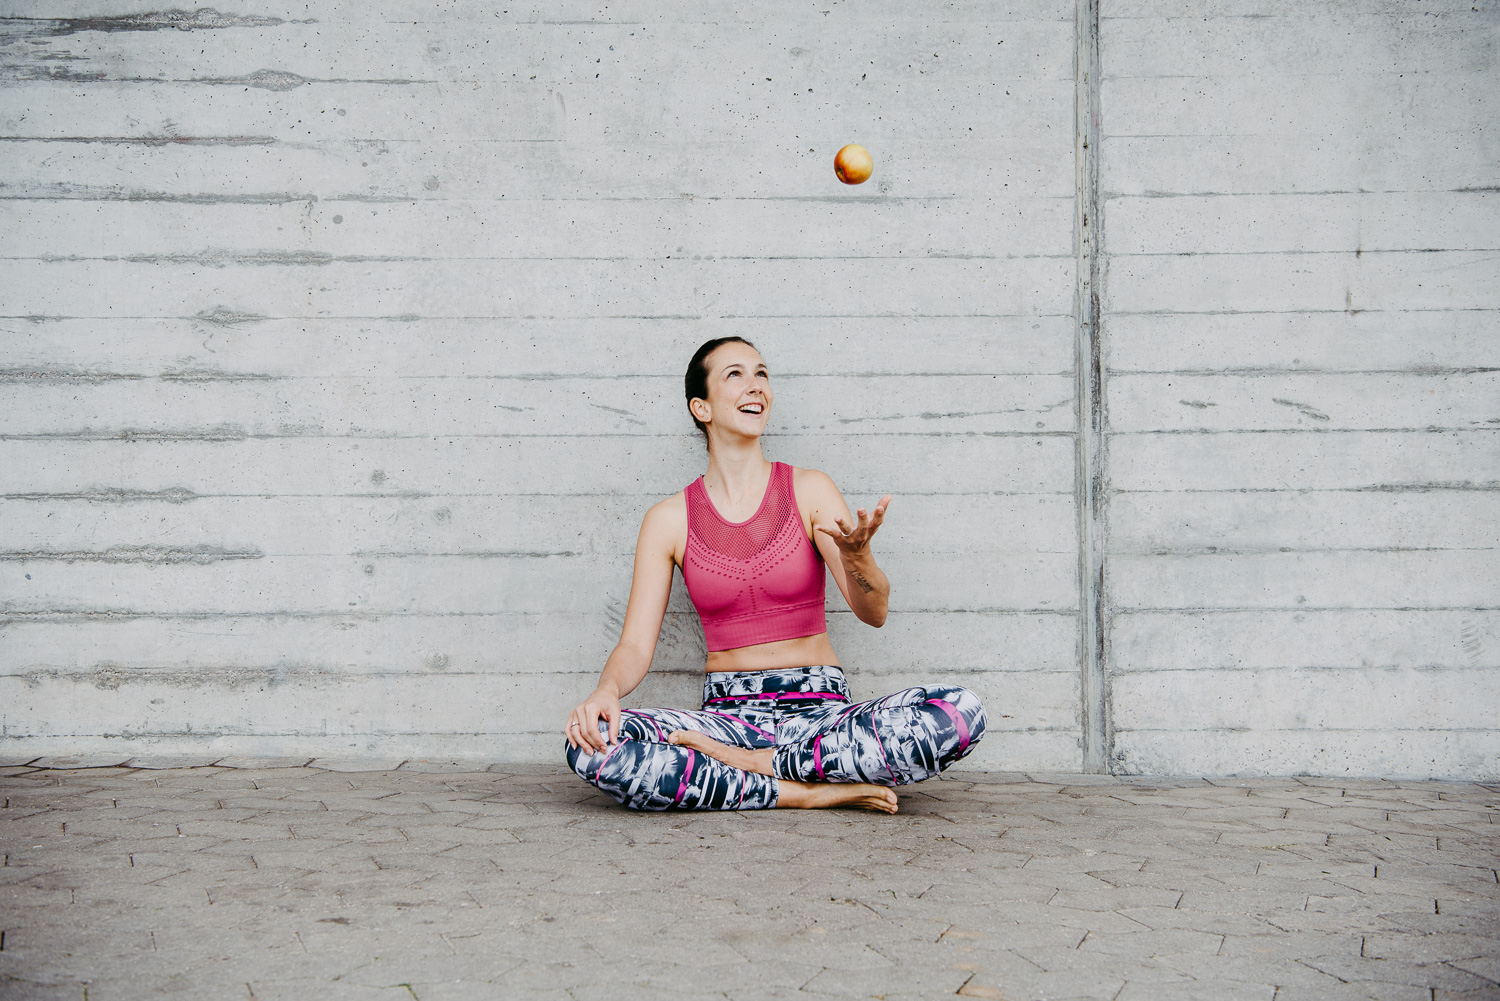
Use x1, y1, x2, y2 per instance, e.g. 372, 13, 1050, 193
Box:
565, 739, 591, 780
954, 687, 987, 743
565, 720, 615, 781
922, 685, 987, 748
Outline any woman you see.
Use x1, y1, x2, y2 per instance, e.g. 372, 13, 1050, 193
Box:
564, 337, 986, 812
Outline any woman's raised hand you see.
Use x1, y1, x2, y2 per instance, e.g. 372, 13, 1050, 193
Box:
815, 495, 892, 555
565, 688, 622, 753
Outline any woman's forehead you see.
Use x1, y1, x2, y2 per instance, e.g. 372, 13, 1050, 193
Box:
708, 344, 766, 373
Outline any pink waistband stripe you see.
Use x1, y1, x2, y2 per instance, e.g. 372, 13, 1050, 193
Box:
705, 692, 848, 704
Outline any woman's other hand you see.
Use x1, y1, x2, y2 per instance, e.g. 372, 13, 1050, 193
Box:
566, 688, 622, 753
815, 494, 892, 556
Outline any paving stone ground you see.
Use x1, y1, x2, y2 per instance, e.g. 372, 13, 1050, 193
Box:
0, 758, 1497, 1001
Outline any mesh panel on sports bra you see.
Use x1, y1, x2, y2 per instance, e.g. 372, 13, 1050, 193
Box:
689, 465, 798, 562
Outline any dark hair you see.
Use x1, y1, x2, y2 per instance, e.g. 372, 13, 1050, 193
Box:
684, 336, 758, 443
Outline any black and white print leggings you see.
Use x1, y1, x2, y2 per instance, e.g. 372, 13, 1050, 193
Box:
566, 665, 987, 811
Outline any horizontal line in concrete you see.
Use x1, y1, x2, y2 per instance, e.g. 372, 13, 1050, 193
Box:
1117, 663, 1498, 674
5, 546, 1483, 561
1110, 248, 1500, 258
1110, 605, 1500, 614
1114, 546, 1499, 556
1110, 307, 1498, 316
2, 73, 434, 88
2, 665, 1080, 680
0, 726, 1086, 739
1106, 188, 1500, 199
1116, 726, 1499, 733
0, 136, 279, 145
0, 488, 1072, 501
1, 312, 1074, 322
0, 607, 1084, 622
0, 430, 1083, 441
1108, 128, 1488, 138
0, 192, 1030, 204
2, 253, 1075, 264
0, 606, 1077, 619
1109, 367, 1499, 377
1106, 428, 1500, 437
0, 546, 262, 564
0, 369, 1080, 383
1111, 484, 1500, 494
2, 549, 1077, 561
1103, 72, 1490, 81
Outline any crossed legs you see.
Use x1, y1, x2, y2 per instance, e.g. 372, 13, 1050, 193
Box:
567, 685, 985, 813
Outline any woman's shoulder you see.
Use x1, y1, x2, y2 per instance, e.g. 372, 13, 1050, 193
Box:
790, 465, 839, 495
636, 490, 688, 559
641, 489, 688, 530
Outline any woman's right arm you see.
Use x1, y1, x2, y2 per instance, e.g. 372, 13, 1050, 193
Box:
564, 497, 684, 754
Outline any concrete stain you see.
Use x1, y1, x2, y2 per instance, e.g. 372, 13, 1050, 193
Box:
228, 69, 307, 91
3, 10, 295, 37
7, 425, 250, 442
160, 369, 278, 382
1272, 398, 1332, 422
196, 306, 267, 327
0, 368, 143, 385
0, 135, 278, 146
1, 487, 198, 504
21, 663, 322, 692
0, 185, 314, 205
1, 545, 262, 565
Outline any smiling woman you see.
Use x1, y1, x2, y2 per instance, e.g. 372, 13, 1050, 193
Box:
562, 337, 987, 812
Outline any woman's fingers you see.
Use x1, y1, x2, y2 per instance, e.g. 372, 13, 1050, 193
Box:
585, 709, 608, 753
816, 497, 892, 551
565, 705, 605, 753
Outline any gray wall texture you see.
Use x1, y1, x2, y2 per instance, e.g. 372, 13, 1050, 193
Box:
0, 1, 1495, 778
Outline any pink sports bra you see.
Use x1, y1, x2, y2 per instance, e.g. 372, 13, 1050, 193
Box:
681, 462, 827, 651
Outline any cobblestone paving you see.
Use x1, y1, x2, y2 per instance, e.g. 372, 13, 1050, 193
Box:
0, 758, 1497, 1001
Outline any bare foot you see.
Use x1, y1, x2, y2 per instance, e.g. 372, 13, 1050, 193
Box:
667, 731, 896, 813
777, 780, 898, 813
668, 730, 775, 776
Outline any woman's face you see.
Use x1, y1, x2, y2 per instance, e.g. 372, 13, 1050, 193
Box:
694, 342, 772, 440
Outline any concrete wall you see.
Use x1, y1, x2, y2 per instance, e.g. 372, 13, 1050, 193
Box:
1099, 0, 1499, 778
0, 1, 1493, 776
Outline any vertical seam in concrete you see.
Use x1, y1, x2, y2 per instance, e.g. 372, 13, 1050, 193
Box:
1074, 0, 1109, 773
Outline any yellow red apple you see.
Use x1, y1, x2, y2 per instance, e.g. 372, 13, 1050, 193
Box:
834, 144, 873, 185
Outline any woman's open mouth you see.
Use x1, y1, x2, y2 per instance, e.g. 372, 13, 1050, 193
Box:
738, 402, 765, 415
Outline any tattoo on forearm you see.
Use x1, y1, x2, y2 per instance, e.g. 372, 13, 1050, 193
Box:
848, 570, 876, 594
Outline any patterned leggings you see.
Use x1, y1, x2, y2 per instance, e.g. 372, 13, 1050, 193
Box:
565, 665, 986, 811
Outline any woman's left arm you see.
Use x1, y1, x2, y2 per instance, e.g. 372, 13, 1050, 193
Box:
796, 468, 892, 628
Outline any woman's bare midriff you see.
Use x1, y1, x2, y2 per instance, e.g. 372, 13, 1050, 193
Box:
703, 632, 841, 674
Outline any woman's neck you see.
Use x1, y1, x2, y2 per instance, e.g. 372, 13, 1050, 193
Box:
703, 441, 772, 507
